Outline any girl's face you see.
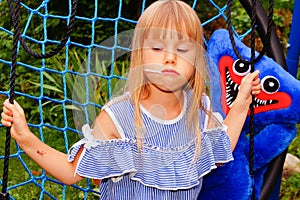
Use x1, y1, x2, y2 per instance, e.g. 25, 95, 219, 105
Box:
142, 31, 197, 93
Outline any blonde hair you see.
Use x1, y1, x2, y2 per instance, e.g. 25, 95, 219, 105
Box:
127, 0, 210, 155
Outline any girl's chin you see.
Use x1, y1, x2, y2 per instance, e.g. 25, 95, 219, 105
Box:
149, 83, 186, 93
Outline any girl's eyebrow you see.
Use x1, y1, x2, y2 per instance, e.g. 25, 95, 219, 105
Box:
144, 38, 164, 42
145, 38, 193, 44
143, 39, 165, 46
178, 40, 194, 45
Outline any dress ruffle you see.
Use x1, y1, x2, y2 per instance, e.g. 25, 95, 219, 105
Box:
68, 124, 233, 190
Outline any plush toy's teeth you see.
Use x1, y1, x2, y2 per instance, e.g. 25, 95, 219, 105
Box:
227, 96, 233, 102
234, 84, 238, 91
225, 69, 239, 108
225, 68, 279, 109
253, 98, 278, 107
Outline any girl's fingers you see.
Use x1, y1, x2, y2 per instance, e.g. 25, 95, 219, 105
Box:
1, 99, 25, 128
242, 70, 260, 84
1, 100, 13, 127
1, 111, 13, 122
3, 100, 13, 113
13, 100, 25, 115
1, 104, 14, 127
252, 70, 260, 77
2, 106, 12, 116
1, 111, 13, 127
252, 89, 261, 95
251, 71, 261, 95
1, 120, 11, 127
3, 100, 23, 118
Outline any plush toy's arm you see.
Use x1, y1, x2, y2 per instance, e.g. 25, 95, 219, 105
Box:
249, 124, 297, 169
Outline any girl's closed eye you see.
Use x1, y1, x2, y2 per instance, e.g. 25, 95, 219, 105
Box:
151, 43, 164, 51
177, 47, 189, 53
177, 42, 194, 53
152, 46, 163, 51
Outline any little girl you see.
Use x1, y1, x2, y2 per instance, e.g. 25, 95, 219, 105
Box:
1, 0, 261, 199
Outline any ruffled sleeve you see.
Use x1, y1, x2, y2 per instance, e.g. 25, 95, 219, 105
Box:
68, 124, 233, 190
68, 124, 137, 179
202, 125, 233, 164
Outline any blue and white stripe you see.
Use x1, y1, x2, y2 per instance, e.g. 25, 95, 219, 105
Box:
68, 90, 233, 199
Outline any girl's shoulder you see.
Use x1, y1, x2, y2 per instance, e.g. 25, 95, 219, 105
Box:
102, 92, 132, 109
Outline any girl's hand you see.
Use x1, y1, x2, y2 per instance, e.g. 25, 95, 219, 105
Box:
1, 99, 30, 142
236, 70, 261, 105
224, 70, 261, 151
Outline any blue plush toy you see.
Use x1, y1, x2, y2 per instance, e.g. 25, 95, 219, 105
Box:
198, 29, 300, 199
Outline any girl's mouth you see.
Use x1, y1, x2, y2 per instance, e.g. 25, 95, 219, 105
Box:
144, 68, 180, 76
162, 69, 180, 75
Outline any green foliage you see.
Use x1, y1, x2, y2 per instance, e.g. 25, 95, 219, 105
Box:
288, 125, 300, 158
280, 173, 300, 199
230, 1, 251, 32
36, 48, 128, 128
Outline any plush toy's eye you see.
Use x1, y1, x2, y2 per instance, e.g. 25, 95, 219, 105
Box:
233, 59, 251, 76
261, 75, 280, 94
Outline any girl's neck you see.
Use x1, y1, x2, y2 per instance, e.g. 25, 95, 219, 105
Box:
141, 84, 185, 120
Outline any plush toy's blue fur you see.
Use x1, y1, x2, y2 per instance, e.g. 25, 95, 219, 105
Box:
198, 29, 300, 199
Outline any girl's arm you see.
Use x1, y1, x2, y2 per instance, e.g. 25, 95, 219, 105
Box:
1, 100, 83, 185
223, 70, 261, 151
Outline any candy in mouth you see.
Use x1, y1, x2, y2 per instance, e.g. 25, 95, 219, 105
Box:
144, 69, 162, 74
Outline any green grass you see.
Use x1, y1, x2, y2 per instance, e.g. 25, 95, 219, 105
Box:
0, 126, 100, 199
280, 124, 300, 199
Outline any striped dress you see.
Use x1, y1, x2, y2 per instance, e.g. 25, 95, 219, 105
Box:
68, 90, 233, 199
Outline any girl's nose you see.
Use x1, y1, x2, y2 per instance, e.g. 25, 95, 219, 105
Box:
164, 50, 176, 65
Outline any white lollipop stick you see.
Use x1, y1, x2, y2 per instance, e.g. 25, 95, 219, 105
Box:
144, 69, 162, 74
